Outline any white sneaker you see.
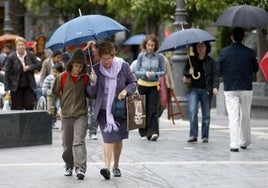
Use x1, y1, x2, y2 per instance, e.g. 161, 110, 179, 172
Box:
141, 136, 147, 140
90, 134, 98, 140
150, 134, 158, 141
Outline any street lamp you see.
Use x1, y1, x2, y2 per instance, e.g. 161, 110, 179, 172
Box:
3, 0, 13, 34
170, 0, 189, 119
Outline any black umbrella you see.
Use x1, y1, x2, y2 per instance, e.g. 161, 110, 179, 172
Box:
215, 4, 268, 28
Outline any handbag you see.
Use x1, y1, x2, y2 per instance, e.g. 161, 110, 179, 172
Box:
182, 76, 192, 86
111, 97, 127, 118
126, 91, 146, 131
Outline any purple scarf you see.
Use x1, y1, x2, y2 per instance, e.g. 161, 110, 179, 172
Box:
99, 57, 123, 133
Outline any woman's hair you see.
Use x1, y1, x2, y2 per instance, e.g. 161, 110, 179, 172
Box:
141, 34, 160, 52
98, 41, 116, 56
192, 41, 211, 55
15, 37, 26, 44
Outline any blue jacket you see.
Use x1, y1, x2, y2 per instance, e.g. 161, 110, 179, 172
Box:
135, 52, 166, 82
218, 42, 259, 91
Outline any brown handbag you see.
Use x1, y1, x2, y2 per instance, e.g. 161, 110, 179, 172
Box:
126, 92, 146, 131
182, 76, 192, 86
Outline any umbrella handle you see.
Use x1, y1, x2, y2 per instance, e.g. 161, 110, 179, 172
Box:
192, 72, 201, 79
187, 47, 201, 80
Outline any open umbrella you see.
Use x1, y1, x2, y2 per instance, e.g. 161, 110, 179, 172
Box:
259, 51, 268, 80
159, 28, 216, 80
158, 28, 216, 53
124, 34, 146, 45
46, 14, 128, 51
215, 4, 268, 28
0, 34, 20, 42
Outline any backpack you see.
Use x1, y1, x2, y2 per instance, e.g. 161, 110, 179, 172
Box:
60, 71, 89, 91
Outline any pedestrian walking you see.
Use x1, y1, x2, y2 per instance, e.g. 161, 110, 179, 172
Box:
39, 50, 64, 87
47, 49, 90, 180
217, 27, 259, 152
42, 63, 64, 128
4, 37, 42, 110
183, 41, 219, 143
134, 34, 166, 141
87, 41, 136, 180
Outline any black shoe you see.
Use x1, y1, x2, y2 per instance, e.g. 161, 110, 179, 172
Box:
64, 167, 73, 176
100, 168, 110, 180
76, 170, 85, 180
230, 148, 239, 152
113, 168, 121, 177
202, 138, 209, 143
187, 137, 197, 143
240, 146, 247, 149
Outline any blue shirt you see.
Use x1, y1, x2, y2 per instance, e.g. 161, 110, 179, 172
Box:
135, 52, 166, 82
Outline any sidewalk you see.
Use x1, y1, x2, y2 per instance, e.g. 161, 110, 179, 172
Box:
0, 108, 267, 188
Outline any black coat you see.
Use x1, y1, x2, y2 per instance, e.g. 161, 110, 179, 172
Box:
4, 50, 42, 92
183, 55, 220, 94
217, 42, 259, 91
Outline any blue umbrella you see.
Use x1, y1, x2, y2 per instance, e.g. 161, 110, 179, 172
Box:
124, 34, 146, 45
46, 14, 128, 51
158, 28, 216, 53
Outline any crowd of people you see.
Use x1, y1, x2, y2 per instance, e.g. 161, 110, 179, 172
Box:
0, 27, 259, 180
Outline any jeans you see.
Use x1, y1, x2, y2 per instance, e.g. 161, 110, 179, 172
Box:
188, 88, 212, 139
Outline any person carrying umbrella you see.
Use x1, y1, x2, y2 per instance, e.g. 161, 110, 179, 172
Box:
217, 27, 259, 152
47, 49, 90, 180
183, 41, 219, 143
87, 41, 136, 180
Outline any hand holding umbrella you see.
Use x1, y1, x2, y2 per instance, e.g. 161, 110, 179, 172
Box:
89, 69, 97, 85
187, 47, 200, 79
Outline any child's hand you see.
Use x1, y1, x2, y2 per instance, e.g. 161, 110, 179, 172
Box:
90, 69, 97, 84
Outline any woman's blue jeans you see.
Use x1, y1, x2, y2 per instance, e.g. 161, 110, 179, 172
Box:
188, 88, 212, 139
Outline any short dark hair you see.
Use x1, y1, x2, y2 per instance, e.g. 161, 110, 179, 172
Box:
232, 27, 244, 42
3, 43, 13, 50
52, 50, 62, 58
52, 63, 64, 73
192, 41, 211, 55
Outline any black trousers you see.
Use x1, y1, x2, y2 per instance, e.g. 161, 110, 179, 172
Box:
11, 86, 35, 110
138, 85, 159, 138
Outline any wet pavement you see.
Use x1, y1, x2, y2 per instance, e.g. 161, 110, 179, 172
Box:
0, 108, 267, 188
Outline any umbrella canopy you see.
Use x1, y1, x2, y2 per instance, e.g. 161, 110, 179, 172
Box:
124, 34, 146, 45
260, 51, 268, 80
215, 4, 268, 28
158, 28, 216, 53
46, 14, 128, 51
0, 34, 20, 42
